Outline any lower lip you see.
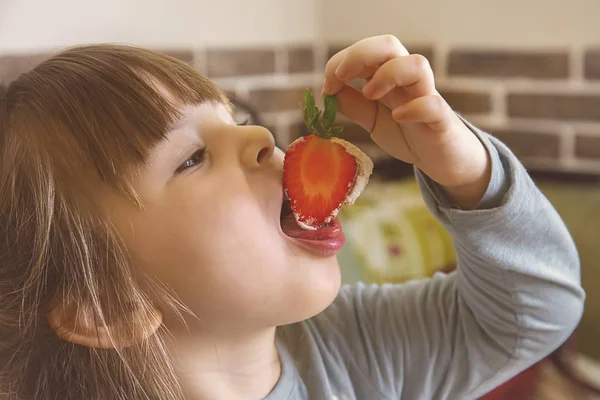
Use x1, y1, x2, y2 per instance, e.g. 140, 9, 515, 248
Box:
280, 216, 345, 257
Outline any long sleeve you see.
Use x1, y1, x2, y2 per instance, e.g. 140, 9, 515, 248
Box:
307, 117, 586, 399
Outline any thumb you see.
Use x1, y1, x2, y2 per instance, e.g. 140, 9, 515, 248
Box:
332, 85, 378, 133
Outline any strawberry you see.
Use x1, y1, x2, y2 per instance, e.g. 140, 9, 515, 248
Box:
283, 89, 373, 230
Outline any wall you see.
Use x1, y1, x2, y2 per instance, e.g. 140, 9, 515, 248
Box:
321, 0, 600, 48
0, 0, 319, 52
322, 0, 600, 176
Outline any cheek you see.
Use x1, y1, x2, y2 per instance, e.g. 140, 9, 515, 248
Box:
128, 189, 281, 286
188, 200, 286, 285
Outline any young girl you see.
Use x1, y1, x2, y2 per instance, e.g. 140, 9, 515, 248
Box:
0, 35, 584, 400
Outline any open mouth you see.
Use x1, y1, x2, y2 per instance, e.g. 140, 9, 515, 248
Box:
278, 195, 345, 255
279, 198, 338, 235
280, 199, 310, 238
280, 199, 293, 222
280, 199, 311, 235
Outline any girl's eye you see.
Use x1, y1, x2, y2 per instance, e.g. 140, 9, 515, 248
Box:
176, 148, 206, 173
236, 115, 249, 126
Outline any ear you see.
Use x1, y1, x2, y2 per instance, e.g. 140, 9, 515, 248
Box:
47, 299, 163, 349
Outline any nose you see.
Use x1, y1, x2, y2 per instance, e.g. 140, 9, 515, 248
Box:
240, 126, 276, 169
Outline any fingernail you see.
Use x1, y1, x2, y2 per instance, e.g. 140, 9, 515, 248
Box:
335, 63, 347, 79
322, 79, 330, 94
392, 107, 405, 120
362, 83, 376, 99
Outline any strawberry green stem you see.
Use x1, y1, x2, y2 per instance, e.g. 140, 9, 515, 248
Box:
302, 88, 344, 139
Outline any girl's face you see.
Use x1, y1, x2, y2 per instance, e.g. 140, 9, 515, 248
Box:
107, 102, 342, 333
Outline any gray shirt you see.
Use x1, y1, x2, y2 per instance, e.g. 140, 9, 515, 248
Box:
266, 118, 585, 400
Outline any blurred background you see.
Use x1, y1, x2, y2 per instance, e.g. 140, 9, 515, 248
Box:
2, 0, 600, 398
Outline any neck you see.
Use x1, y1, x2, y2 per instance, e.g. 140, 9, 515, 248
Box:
169, 323, 281, 400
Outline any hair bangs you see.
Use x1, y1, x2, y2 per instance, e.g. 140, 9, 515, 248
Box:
7, 44, 228, 196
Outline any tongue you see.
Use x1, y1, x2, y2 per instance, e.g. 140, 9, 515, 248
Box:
281, 214, 341, 241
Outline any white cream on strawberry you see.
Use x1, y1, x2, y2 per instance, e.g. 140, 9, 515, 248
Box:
296, 217, 319, 231
331, 138, 374, 206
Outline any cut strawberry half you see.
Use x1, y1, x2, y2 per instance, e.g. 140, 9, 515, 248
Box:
282, 89, 373, 230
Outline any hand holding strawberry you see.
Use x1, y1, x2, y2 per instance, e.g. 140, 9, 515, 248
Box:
323, 35, 491, 209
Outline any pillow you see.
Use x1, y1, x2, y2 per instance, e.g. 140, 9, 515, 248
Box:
339, 178, 456, 284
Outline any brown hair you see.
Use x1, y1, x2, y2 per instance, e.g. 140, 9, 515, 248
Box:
0, 44, 228, 399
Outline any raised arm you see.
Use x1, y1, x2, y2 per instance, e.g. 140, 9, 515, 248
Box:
314, 119, 584, 399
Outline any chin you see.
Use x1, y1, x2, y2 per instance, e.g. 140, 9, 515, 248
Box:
282, 255, 342, 324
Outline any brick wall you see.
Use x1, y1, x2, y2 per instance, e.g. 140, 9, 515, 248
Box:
3, 43, 600, 179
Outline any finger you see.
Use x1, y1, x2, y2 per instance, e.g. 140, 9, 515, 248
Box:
362, 54, 435, 100
335, 66, 378, 91
357, 65, 379, 80
335, 85, 378, 132
322, 48, 346, 94
323, 35, 409, 95
391, 94, 454, 132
